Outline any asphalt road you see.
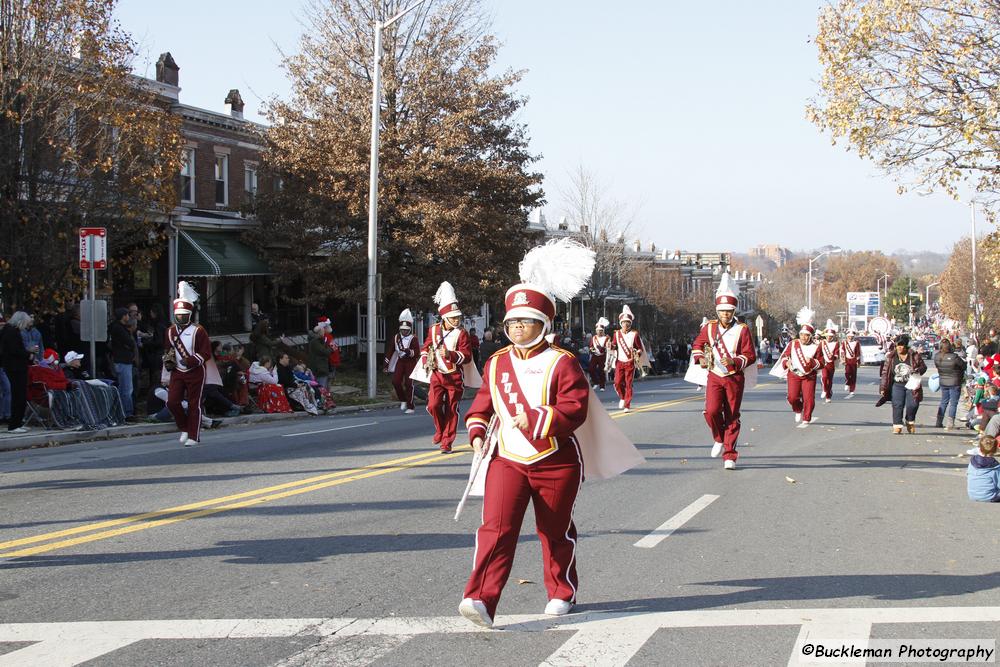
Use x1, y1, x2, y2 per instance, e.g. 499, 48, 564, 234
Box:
0, 366, 994, 666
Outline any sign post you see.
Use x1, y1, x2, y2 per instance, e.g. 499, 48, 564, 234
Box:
80, 228, 107, 378
755, 314, 764, 340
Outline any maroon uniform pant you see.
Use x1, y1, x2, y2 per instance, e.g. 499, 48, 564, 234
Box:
588, 355, 606, 389
704, 372, 744, 461
787, 373, 817, 422
167, 367, 205, 442
844, 362, 858, 393
427, 371, 464, 448
614, 361, 635, 407
392, 360, 417, 410
821, 363, 836, 398
464, 444, 582, 619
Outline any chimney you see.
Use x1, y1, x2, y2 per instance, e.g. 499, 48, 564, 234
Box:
224, 89, 245, 119
633, 239, 641, 252
156, 52, 179, 87
649, 241, 656, 254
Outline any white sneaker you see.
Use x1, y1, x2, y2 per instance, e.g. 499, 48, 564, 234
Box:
710, 442, 724, 458
821, 391, 827, 399
844, 384, 850, 392
404, 409, 414, 414
623, 407, 630, 413
847, 392, 855, 398
618, 399, 625, 409
544, 599, 574, 616
600, 387, 605, 392
459, 598, 493, 628
179, 432, 188, 443
824, 398, 831, 403
723, 459, 736, 470
592, 385, 598, 390
9, 426, 28, 434
809, 418, 819, 424
797, 422, 809, 429
183, 437, 198, 447
794, 413, 802, 423
400, 402, 406, 411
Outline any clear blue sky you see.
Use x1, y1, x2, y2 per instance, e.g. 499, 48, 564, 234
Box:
115, 0, 966, 255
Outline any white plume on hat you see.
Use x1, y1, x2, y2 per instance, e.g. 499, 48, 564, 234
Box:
398, 308, 413, 326
177, 281, 199, 304
518, 238, 596, 302
825, 319, 839, 333
796, 307, 815, 328
716, 272, 738, 297
619, 304, 635, 322
433, 281, 457, 307
701, 316, 709, 327
595, 316, 609, 329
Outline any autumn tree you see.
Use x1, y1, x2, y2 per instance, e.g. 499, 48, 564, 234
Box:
0, 0, 183, 310
624, 263, 714, 342
558, 164, 637, 329
250, 0, 542, 316
812, 251, 899, 322
757, 258, 810, 327
941, 236, 1000, 331
809, 0, 1000, 209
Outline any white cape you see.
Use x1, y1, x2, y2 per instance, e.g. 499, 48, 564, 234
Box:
684, 357, 758, 389
469, 389, 644, 497
410, 361, 482, 389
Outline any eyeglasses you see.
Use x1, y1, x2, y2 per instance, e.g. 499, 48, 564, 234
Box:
506, 318, 541, 327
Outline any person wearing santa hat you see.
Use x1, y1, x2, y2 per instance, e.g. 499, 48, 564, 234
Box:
690, 273, 756, 470
610, 305, 643, 412
842, 329, 861, 397
422, 282, 473, 452
779, 307, 824, 428
385, 309, 420, 413
588, 317, 610, 391
819, 320, 841, 404
459, 238, 643, 629
314, 317, 341, 383
166, 282, 213, 446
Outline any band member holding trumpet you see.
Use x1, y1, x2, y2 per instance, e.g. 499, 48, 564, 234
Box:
610, 305, 643, 412
421, 282, 473, 453
459, 239, 642, 629
691, 273, 756, 470
588, 317, 610, 390
779, 307, 824, 428
385, 309, 419, 413
842, 329, 861, 397
819, 320, 841, 403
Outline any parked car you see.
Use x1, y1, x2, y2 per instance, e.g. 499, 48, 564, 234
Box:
858, 336, 885, 365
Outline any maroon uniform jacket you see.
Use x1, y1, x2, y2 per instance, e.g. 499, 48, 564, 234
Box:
420, 323, 472, 375
841, 339, 861, 365
820, 339, 840, 367
691, 320, 756, 375
780, 340, 823, 377
385, 332, 420, 371
166, 324, 212, 374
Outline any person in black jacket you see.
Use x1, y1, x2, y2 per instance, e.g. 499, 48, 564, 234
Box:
1, 312, 34, 432
109, 307, 137, 418
934, 339, 966, 429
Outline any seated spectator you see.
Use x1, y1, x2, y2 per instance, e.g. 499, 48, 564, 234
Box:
249, 356, 291, 413
294, 362, 335, 411
277, 353, 320, 415
218, 343, 251, 409
203, 341, 240, 417
29, 350, 125, 430
968, 435, 1000, 502
147, 387, 218, 432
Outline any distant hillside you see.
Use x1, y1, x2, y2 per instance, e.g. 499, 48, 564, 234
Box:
890, 250, 949, 276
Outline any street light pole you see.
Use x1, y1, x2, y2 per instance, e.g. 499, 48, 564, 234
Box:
807, 247, 842, 311
925, 281, 940, 318
971, 202, 980, 343
366, 0, 434, 399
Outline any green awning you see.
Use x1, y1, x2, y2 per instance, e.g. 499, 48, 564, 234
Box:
178, 231, 271, 277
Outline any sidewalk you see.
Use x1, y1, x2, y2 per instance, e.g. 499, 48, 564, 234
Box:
0, 401, 401, 453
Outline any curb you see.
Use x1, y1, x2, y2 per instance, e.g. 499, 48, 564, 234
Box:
0, 401, 401, 453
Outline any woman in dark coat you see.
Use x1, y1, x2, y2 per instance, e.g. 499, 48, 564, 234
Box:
1, 311, 35, 432
933, 339, 966, 429
879, 334, 927, 435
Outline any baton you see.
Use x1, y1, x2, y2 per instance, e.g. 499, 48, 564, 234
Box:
454, 415, 498, 521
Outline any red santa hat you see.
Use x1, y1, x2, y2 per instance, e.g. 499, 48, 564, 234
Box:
398, 308, 413, 329
434, 282, 461, 318
313, 316, 332, 334
715, 272, 738, 311
619, 304, 635, 323
504, 239, 596, 330
173, 281, 199, 315
797, 307, 816, 335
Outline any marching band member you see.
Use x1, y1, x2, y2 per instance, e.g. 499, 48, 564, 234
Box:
385, 309, 419, 413
166, 282, 213, 447
610, 305, 643, 412
779, 307, 823, 428
820, 320, 841, 403
842, 329, 861, 398
458, 239, 642, 629
588, 317, 610, 390
421, 282, 474, 453
690, 273, 756, 470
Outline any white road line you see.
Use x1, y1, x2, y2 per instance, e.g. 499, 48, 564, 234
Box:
634, 494, 720, 549
281, 422, 378, 438
788, 619, 872, 666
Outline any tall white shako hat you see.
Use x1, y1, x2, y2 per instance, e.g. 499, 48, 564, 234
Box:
824, 319, 839, 337
398, 308, 413, 330
173, 281, 199, 316
434, 282, 461, 319
504, 238, 596, 332
619, 304, 634, 323
715, 272, 738, 311
846, 328, 857, 337
595, 316, 609, 331
796, 307, 816, 335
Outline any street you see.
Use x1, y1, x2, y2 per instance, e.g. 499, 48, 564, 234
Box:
0, 367, 993, 666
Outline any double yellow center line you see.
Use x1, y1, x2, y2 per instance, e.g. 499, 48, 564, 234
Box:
0, 394, 700, 559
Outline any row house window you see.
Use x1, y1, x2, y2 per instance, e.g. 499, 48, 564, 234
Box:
214, 154, 229, 207
180, 148, 195, 203
244, 163, 258, 205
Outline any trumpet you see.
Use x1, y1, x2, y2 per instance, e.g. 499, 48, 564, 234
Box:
699, 343, 714, 369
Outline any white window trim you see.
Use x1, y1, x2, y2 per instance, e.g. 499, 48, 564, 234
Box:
214, 153, 228, 207
244, 162, 258, 196
181, 147, 196, 204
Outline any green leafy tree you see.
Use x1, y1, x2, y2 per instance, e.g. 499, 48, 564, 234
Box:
885, 276, 923, 323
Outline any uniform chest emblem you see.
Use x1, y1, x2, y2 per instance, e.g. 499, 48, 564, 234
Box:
512, 291, 529, 306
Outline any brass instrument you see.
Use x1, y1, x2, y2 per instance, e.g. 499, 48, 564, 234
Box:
700, 343, 714, 369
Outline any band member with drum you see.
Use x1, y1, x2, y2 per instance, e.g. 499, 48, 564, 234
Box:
691, 273, 756, 470
588, 317, 610, 390
166, 281, 212, 447
610, 305, 642, 412
842, 329, 861, 398
779, 307, 824, 428
421, 282, 473, 453
820, 320, 841, 403
386, 309, 419, 413
458, 239, 642, 629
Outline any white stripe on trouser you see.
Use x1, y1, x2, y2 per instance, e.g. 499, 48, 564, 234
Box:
190, 370, 206, 442
561, 439, 583, 602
